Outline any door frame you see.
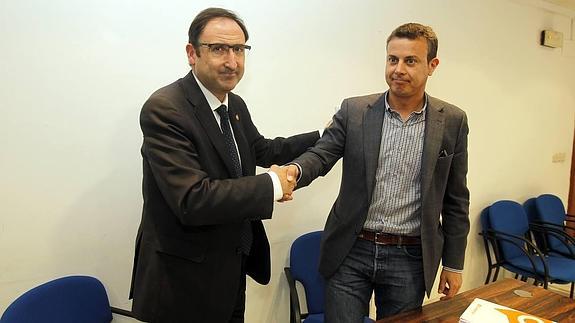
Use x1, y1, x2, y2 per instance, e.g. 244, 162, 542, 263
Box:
568, 127, 575, 235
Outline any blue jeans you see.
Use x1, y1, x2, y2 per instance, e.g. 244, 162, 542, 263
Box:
324, 238, 425, 322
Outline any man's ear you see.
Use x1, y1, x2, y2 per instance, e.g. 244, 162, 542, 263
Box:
186, 43, 197, 67
428, 57, 439, 76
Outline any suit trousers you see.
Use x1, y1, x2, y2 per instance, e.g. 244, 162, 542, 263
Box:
229, 255, 247, 323
325, 238, 426, 322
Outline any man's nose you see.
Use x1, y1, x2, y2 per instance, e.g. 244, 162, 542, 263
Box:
394, 61, 406, 74
223, 50, 239, 69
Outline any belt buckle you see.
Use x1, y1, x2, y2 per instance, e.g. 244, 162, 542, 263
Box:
374, 232, 386, 245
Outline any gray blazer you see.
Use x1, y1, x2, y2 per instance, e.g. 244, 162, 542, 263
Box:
293, 92, 470, 296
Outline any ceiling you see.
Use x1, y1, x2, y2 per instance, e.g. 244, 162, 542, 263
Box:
543, 0, 575, 11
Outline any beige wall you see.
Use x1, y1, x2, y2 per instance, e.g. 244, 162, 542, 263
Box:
1, 0, 574, 322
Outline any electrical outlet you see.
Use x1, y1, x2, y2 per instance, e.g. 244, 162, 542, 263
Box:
552, 152, 566, 163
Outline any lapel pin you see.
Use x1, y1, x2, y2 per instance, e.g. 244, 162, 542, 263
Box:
235, 114, 240, 121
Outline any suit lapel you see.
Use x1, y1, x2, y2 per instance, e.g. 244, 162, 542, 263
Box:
180, 72, 243, 177
420, 96, 445, 199
364, 94, 386, 200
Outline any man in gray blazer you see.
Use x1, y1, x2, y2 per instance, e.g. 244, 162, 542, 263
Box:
289, 23, 469, 321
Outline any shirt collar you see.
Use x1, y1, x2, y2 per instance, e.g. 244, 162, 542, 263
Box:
384, 92, 428, 116
192, 71, 229, 111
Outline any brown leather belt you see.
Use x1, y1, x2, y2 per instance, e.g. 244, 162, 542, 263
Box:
358, 230, 421, 246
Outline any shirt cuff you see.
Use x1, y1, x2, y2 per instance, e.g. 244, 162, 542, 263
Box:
292, 163, 303, 182
443, 266, 463, 274
266, 172, 283, 201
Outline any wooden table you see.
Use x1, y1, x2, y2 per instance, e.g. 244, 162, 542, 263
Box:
380, 278, 575, 322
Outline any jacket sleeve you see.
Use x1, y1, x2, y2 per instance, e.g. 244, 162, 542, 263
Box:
140, 94, 274, 227
291, 99, 349, 187
441, 113, 470, 270
232, 95, 320, 168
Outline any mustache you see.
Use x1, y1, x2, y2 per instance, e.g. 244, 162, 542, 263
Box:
221, 67, 237, 73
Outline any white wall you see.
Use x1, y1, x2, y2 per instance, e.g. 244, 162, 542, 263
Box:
1, 0, 574, 322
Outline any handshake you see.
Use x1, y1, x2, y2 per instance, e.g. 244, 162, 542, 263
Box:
269, 164, 300, 202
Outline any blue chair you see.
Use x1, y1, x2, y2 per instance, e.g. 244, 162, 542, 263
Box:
0, 276, 132, 323
284, 231, 373, 323
534, 194, 575, 258
487, 200, 575, 298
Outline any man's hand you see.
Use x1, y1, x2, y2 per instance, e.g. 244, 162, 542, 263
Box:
280, 165, 299, 202
438, 269, 462, 300
269, 164, 299, 202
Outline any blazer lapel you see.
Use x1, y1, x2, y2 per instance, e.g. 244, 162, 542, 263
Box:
180, 72, 242, 178
364, 94, 386, 200
420, 96, 445, 199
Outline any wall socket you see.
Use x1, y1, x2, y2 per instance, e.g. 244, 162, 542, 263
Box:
552, 152, 566, 163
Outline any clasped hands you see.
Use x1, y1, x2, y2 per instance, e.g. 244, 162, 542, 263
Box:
269, 164, 299, 202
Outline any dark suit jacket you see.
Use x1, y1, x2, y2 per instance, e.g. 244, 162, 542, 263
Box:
129, 72, 319, 322
292, 92, 469, 296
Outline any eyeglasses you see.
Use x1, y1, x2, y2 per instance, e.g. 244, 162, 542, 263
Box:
198, 43, 252, 57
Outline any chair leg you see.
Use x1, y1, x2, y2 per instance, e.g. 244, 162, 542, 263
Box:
534, 280, 543, 287
570, 283, 574, 299
514, 273, 519, 279
485, 269, 492, 285
493, 267, 500, 282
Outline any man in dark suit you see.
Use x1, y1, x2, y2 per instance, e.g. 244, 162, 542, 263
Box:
288, 23, 470, 321
129, 8, 319, 322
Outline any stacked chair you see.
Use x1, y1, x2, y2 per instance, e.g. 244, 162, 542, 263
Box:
480, 195, 575, 298
533, 194, 575, 258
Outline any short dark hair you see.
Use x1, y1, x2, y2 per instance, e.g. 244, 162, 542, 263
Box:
188, 8, 249, 56
387, 23, 438, 63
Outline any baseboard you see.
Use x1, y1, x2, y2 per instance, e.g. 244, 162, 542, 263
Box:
548, 284, 571, 297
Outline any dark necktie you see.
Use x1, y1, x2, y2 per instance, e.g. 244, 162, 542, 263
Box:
216, 105, 252, 255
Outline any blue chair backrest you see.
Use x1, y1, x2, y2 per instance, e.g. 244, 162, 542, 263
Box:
523, 198, 546, 248
535, 194, 567, 250
480, 207, 491, 232
289, 231, 325, 315
488, 200, 530, 260
0, 276, 113, 323
535, 194, 566, 226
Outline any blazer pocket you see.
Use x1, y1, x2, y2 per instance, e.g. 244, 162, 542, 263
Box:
435, 153, 453, 177
155, 234, 206, 263
437, 152, 454, 162
438, 152, 454, 160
